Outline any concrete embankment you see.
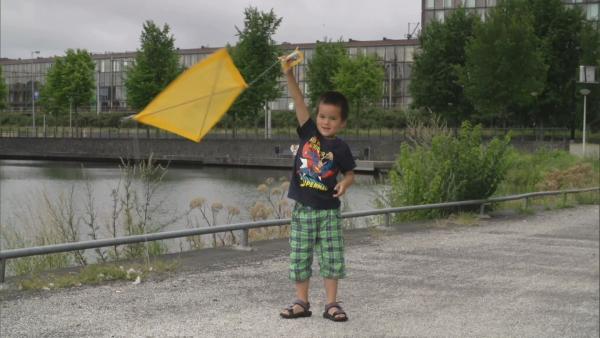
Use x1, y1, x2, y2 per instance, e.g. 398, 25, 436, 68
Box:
0, 136, 568, 173
0, 136, 401, 173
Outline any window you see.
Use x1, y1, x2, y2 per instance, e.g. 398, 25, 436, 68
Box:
444, 0, 452, 8
588, 4, 599, 20
435, 10, 445, 22
462, 0, 475, 8
487, 0, 496, 6
426, 0, 435, 9
405, 47, 415, 62
478, 8, 486, 20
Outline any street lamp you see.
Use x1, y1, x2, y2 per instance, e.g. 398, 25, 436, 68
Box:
31, 50, 40, 132
578, 65, 597, 157
579, 88, 590, 157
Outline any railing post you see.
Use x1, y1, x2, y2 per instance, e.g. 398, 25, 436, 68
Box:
479, 203, 488, 218
0, 258, 6, 283
385, 213, 391, 227
562, 193, 567, 206
240, 229, 249, 247
524, 197, 530, 210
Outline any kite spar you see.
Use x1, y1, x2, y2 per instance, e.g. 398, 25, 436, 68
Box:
132, 47, 304, 143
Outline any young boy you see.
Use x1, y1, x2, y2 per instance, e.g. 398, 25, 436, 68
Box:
279, 58, 356, 322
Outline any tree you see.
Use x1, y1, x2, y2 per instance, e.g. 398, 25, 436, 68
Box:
306, 40, 348, 109
125, 20, 183, 111
460, 0, 547, 126
0, 66, 7, 109
229, 7, 282, 128
410, 7, 480, 126
40, 49, 95, 115
333, 54, 384, 130
527, 0, 584, 128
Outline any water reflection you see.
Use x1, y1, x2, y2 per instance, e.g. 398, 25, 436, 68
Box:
0, 160, 384, 239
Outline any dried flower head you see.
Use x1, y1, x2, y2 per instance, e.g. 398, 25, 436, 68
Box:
257, 184, 269, 193
265, 177, 275, 185
189, 197, 206, 209
211, 202, 223, 212
227, 206, 240, 216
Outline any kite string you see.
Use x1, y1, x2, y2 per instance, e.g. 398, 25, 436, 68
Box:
246, 59, 281, 87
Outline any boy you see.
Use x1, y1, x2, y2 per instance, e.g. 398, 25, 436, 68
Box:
279, 57, 356, 322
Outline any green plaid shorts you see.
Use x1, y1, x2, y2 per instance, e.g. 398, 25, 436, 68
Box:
289, 202, 345, 281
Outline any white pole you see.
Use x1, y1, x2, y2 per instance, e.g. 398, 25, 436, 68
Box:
96, 68, 100, 115
388, 64, 392, 108
582, 94, 587, 157
30, 51, 40, 132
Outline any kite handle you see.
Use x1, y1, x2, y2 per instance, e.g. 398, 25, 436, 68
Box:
280, 47, 304, 72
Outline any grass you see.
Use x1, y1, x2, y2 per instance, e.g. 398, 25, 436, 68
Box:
14, 260, 179, 291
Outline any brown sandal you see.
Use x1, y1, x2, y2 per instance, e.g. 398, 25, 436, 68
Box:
280, 299, 312, 319
323, 302, 348, 322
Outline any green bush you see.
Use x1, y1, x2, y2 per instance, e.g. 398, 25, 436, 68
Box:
389, 121, 511, 220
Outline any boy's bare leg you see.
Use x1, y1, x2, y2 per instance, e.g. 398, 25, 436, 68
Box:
296, 280, 310, 304
324, 278, 346, 319
281, 279, 310, 314
324, 278, 338, 304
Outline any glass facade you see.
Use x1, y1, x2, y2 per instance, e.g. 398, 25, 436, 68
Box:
1, 40, 419, 113
422, 0, 600, 28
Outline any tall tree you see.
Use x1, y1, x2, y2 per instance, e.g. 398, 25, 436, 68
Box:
460, 0, 547, 126
0, 66, 7, 109
229, 7, 282, 128
125, 20, 183, 111
333, 54, 384, 130
306, 39, 348, 109
410, 7, 480, 126
527, 0, 584, 128
40, 49, 95, 114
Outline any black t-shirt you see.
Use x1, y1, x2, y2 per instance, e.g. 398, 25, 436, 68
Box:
287, 119, 356, 210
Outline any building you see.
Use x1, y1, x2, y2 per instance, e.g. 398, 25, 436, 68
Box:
1, 0, 597, 114
422, 0, 599, 27
0, 39, 419, 114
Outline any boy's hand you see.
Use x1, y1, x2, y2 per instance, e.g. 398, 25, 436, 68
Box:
280, 48, 304, 74
333, 171, 355, 198
332, 182, 347, 198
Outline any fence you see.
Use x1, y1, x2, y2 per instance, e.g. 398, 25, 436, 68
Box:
0, 125, 591, 142
1, 187, 597, 283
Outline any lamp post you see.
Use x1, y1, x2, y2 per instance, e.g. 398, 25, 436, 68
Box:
578, 65, 597, 158
385, 63, 393, 108
580, 88, 590, 157
31, 50, 40, 132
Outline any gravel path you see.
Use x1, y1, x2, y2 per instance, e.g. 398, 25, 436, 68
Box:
1, 205, 598, 337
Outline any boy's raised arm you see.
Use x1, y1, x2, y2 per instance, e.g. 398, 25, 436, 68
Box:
284, 68, 310, 126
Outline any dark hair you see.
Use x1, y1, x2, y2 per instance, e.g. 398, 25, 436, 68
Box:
317, 91, 349, 121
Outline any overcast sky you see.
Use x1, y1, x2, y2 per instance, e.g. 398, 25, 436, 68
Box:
1, 0, 421, 59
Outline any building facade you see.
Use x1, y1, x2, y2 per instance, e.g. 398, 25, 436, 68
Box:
422, 0, 599, 27
2, 0, 597, 114
0, 39, 419, 114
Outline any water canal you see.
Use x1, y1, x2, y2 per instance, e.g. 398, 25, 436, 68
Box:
0, 160, 385, 247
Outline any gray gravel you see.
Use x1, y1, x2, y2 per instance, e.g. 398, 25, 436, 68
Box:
1, 205, 598, 337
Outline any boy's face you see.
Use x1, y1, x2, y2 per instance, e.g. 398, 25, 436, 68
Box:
316, 103, 346, 138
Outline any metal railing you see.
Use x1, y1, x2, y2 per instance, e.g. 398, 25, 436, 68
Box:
1, 187, 598, 282
0, 125, 590, 142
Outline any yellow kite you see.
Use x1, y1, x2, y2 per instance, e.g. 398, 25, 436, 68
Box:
133, 48, 248, 142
